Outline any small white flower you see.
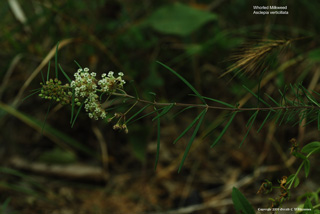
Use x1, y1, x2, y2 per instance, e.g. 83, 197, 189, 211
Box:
84, 67, 89, 72
108, 71, 114, 77
78, 69, 82, 72
102, 73, 106, 78
91, 72, 96, 77
118, 72, 124, 76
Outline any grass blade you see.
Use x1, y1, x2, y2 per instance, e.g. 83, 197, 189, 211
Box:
59, 64, 71, 83
178, 109, 206, 173
127, 107, 166, 125
129, 80, 139, 99
239, 110, 258, 147
41, 70, 45, 83
243, 85, 271, 108
172, 106, 194, 119
71, 102, 84, 128
257, 111, 271, 133
42, 101, 53, 134
55, 42, 59, 78
152, 103, 174, 121
173, 109, 204, 145
126, 104, 151, 123
74, 60, 82, 69
211, 111, 237, 148
275, 109, 283, 125
157, 61, 206, 104
70, 88, 75, 124
264, 93, 280, 106
22, 89, 41, 102
190, 94, 234, 108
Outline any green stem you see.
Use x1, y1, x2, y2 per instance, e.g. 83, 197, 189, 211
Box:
111, 92, 319, 112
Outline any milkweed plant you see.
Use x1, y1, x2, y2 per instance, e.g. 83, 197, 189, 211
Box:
28, 41, 320, 212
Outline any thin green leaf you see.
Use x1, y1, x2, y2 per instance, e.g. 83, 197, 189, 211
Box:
239, 111, 258, 148
71, 102, 84, 128
99, 92, 106, 101
154, 110, 161, 171
59, 64, 71, 83
286, 109, 300, 123
300, 84, 320, 107
279, 109, 288, 126
42, 101, 53, 134
178, 109, 206, 173
74, 60, 82, 69
279, 86, 293, 106
243, 85, 271, 108
232, 187, 255, 214
289, 83, 298, 105
41, 70, 45, 83
22, 89, 41, 102
157, 61, 206, 104
55, 42, 59, 78
128, 107, 166, 125
257, 111, 271, 133
295, 85, 306, 105
126, 104, 151, 123
246, 110, 258, 127
70, 88, 75, 124
190, 94, 234, 108
278, 89, 285, 106
292, 110, 307, 127
304, 159, 310, 178
173, 109, 204, 145
172, 106, 194, 119
152, 103, 174, 121
264, 93, 280, 106
47, 60, 51, 81
303, 114, 318, 127
275, 110, 283, 125
129, 80, 139, 99
211, 111, 237, 148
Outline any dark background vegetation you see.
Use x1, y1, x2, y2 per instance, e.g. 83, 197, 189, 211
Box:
1, 0, 320, 213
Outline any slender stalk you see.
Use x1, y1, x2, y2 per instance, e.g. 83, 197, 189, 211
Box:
111, 92, 319, 112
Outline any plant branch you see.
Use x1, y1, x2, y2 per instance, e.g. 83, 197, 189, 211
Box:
111, 92, 319, 112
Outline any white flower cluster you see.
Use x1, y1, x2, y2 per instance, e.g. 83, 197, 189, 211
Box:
98, 71, 126, 92
70, 67, 125, 120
